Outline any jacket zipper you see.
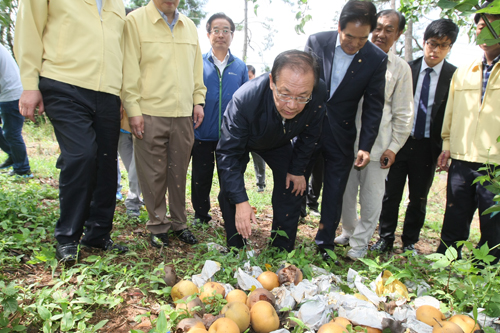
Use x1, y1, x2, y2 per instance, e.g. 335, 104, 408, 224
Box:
218, 59, 234, 139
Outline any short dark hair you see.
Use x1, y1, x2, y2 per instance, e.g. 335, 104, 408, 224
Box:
247, 65, 256, 75
474, 1, 500, 24
423, 19, 459, 44
339, 0, 377, 32
271, 50, 320, 87
376, 9, 406, 33
206, 13, 235, 33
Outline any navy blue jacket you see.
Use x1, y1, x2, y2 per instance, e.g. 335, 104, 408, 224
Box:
195, 50, 248, 141
305, 31, 387, 156
216, 74, 327, 204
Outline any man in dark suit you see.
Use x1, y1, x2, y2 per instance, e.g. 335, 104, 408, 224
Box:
372, 19, 458, 254
305, 0, 388, 261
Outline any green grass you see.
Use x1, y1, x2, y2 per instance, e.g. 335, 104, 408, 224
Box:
0, 121, 499, 333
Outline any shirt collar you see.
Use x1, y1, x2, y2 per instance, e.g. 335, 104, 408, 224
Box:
211, 49, 230, 64
482, 53, 500, 68
421, 57, 444, 77
155, 6, 179, 26
335, 33, 359, 56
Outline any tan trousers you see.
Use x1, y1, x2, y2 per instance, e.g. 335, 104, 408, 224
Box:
134, 115, 194, 234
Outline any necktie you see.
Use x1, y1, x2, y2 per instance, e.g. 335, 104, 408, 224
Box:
414, 67, 433, 140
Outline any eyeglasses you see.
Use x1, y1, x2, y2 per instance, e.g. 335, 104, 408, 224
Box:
425, 40, 452, 50
210, 29, 233, 36
273, 84, 312, 104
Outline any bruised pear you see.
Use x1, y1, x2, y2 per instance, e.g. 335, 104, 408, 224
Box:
200, 282, 226, 304
164, 265, 177, 286
277, 265, 303, 286
176, 295, 205, 317
177, 318, 205, 333
246, 288, 276, 310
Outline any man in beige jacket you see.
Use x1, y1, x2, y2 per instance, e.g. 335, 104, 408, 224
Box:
122, 0, 206, 248
14, 0, 128, 262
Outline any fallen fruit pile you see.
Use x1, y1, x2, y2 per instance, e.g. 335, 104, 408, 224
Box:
157, 260, 498, 333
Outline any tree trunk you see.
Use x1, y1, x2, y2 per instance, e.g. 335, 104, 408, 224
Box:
243, 0, 248, 62
405, 19, 413, 62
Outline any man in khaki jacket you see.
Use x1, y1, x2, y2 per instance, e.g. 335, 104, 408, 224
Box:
14, 0, 128, 262
122, 0, 206, 248
436, 6, 500, 264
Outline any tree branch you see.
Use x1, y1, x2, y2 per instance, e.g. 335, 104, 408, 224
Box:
412, 37, 424, 51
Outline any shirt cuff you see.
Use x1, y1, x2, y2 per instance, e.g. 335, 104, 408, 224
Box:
442, 140, 450, 151
22, 78, 40, 91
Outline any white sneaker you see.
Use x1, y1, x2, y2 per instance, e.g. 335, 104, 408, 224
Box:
334, 235, 350, 246
346, 246, 368, 261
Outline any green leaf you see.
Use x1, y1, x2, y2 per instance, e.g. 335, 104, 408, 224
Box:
358, 258, 381, 269
432, 257, 452, 269
2, 297, 18, 315
476, 0, 500, 14
437, 0, 458, 9
60, 312, 74, 332
477, 20, 500, 46
37, 306, 51, 321
93, 320, 109, 331
156, 311, 168, 333
426, 253, 445, 260
482, 204, 500, 215
12, 326, 26, 332
445, 247, 458, 261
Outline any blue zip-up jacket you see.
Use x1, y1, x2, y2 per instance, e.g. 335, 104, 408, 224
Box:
195, 49, 248, 141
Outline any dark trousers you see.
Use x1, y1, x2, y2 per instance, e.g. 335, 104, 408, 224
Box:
315, 120, 354, 250
218, 143, 303, 252
251, 151, 266, 188
379, 137, 436, 246
0, 100, 31, 173
301, 152, 324, 214
40, 77, 120, 246
437, 160, 500, 263
191, 139, 218, 223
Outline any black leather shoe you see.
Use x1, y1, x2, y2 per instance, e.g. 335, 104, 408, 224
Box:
318, 247, 340, 266
55, 243, 79, 262
0, 156, 13, 169
370, 238, 393, 252
81, 238, 128, 253
173, 228, 198, 244
151, 233, 169, 248
402, 243, 418, 256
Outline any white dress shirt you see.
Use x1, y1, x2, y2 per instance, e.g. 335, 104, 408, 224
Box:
353, 52, 414, 159
411, 58, 444, 138
211, 50, 230, 76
